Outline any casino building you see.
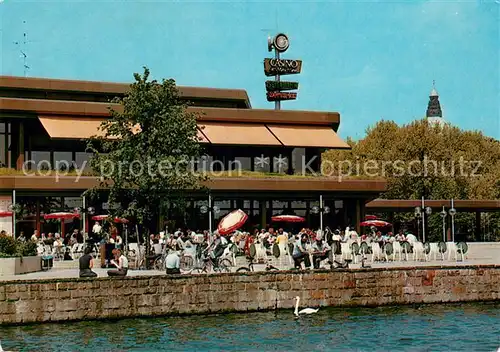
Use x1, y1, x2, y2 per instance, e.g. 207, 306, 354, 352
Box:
0, 75, 386, 236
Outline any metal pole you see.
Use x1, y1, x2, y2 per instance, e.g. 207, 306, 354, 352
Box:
442, 206, 446, 243
319, 194, 323, 235
275, 50, 280, 111
451, 198, 455, 242
82, 195, 86, 241
208, 194, 213, 234
421, 196, 425, 243
12, 190, 16, 238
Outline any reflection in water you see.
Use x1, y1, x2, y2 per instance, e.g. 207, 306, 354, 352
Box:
1, 303, 500, 351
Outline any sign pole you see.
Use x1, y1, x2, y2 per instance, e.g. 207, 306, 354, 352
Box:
208, 194, 213, 234
319, 194, 323, 235
275, 50, 280, 110
12, 189, 16, 238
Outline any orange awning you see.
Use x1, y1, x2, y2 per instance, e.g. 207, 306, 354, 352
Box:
197, 122, 282, 145
266, 125, 350, 149
38, 116, 207, 142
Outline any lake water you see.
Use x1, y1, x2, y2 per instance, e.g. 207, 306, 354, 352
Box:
1, 303, 499, 351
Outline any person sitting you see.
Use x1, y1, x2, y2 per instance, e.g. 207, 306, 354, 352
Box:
292, 234, 311, 269
107, 249, 128, 277
165, 248, 181, 275
312, 237, 332, 269
79, 247, 97, 278
63, 247, 73, 261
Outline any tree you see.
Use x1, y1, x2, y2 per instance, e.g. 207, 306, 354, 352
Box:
324, 119, 500, 238
85, 67, 205, 244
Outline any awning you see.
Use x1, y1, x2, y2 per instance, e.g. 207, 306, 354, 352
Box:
197, 122, 282, 145
266, 125, 350, 148
39, 116, 207, 142
39, 116, 105, 139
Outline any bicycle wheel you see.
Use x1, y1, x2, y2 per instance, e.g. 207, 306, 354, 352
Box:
236, 267, 250, 273
153, 257, 164, 271
219, 258, 233, 272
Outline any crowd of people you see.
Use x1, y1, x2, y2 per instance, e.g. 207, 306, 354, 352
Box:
3, 221, 420, 276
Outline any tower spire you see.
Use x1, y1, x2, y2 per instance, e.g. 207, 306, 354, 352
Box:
427, 80, 442, 117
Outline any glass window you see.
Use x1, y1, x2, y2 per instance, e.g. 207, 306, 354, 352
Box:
244, 200, 251, 208
272, 200, 288, 209
335, 200, 344, 209
75, 152, 92, 171
295, 209, 307, 217
273, 155, 288, 174
231, 157, 251, 171
197, 155, 213, 172
31, 151, 51, 171
0, 123, 5, 133
291, 201, 307, 208
53, 152, 73, 171
292, 148, 306, 174
214, 200, 231, 209
64, 197, 82, 211
0, 134, 5, 167
254, 155, 270, 172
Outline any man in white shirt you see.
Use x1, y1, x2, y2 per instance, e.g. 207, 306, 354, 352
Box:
165, 249, 181, 275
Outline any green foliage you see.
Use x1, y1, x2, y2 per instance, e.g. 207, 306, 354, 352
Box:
0, 234, 18, 255
0, 235, 38, 257
324, 119, 500, 237
85, 67, 205, 228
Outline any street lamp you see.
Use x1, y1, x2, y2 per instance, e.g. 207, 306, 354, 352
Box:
449, 199, 456, 242
199, 194, 220, 233
414, 206, 422, 239
310, 195, 330, 235
440, 206, 447, 242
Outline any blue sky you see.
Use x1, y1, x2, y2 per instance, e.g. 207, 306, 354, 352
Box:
1, 0, 498, 140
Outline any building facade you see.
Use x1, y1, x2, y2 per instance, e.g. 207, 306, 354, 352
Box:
0, 76, 386, 236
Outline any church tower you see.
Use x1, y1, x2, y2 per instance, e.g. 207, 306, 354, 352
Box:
425, 81, 447, 127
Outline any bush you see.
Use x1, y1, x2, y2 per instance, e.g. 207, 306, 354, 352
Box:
0, 234, 18, 256
0, 235, 38, 257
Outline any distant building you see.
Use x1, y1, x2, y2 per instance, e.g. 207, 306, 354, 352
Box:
425, 81, 447, 127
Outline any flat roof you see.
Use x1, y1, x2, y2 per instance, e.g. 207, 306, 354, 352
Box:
0, 97, 341, 128
0, 75, 251, 108
0, 176, 387, 193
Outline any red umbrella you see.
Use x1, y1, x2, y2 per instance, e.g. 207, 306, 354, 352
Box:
360, 220, 391, 228
0, 211, 13, 217
91, 215, 129, 223
43, 212, 80, 220
365, 215, 378, 220
271, 215, 305, 223
217, 209, 248, 235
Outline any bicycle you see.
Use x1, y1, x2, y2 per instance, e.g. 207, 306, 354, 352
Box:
236, 256, 279, 272
187, 246, 232, 274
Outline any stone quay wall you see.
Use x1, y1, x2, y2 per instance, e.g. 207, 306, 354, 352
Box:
1, 265, 499, 325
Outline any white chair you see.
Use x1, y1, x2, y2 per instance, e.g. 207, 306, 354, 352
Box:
278, 242, 292, 266
370, 242, 385, 262
412, 242, 426, 261
392, 241, 403, 261
255, 242, 268, 262
341, 242, 352, 262
428, 243, 442, 261
446, 242, 463, 261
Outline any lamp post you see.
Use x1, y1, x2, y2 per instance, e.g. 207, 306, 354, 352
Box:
449, 199, 456, 242
416, 198, 432, 243
199, 194, 220, 234
310, 195, 330, 235
414, 206, 421, 239
440, 206, 447, 243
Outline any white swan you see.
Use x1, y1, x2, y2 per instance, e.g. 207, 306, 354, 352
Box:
294, 296, 319, 316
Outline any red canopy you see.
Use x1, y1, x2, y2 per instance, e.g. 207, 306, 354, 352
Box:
364, 215, 378, 220
360, 220, 391, 228
271, 215, 305, 223
217, 209, 248, 235
0, 211, 13, 218
91, 215, 129, 223
43, 212, 80, 220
